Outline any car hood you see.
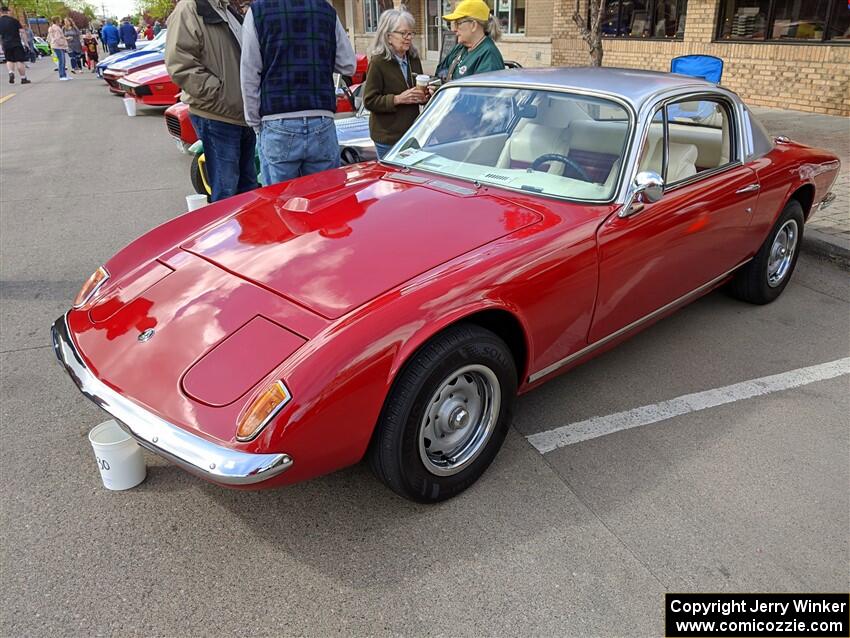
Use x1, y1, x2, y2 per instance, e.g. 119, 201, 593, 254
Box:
181, 166, 543, 319
123, 62, 169, 84
109, 51, 164, 72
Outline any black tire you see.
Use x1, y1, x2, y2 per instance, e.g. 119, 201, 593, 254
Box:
189, 153, 209, 197
729, 199, 804, 304
340, 146, 363, 165
368, 324, 517, 503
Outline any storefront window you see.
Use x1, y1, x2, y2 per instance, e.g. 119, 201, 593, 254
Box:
599, 0, 687, 38
487, 0, 525, 33
364, 0, 394, 32
828, 4, 850, 40
717, 0, 849, 42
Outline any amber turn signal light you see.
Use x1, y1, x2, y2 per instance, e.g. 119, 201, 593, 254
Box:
73, 267, 109, 308
236, 381, 292, 441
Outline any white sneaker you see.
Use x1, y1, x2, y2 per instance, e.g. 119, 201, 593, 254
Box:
59, 76, 71, 81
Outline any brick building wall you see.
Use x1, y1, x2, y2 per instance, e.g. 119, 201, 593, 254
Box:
552, 0, 850, 116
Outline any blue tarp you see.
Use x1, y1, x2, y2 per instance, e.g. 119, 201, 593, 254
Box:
670, 55, 724, 83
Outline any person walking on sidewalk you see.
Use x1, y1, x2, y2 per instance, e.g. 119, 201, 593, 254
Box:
0, 6, 31, 84
64, 17, 83, 73
119, 17, 136, 50
166, 0, 259, 202
240, 0, 355, 184
101, 20, 119, 54
47, 16, 70, 80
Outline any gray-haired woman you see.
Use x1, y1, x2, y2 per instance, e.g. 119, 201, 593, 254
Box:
362, 9, 425, 159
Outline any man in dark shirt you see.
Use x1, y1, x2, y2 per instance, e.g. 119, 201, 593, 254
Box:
0, 6, 30, 84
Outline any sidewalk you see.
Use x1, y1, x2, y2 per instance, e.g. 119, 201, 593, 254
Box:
751, 107, 849, 263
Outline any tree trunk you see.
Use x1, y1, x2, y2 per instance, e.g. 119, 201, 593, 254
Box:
571, 0, 605, 67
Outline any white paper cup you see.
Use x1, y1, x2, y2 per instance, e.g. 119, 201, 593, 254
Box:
88, 420, 146, 490
186, 193, 208, 211
122, 96, 137, 117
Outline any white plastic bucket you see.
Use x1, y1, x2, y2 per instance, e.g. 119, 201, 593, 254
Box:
123, 96, 137, 117
88, 420, 146, 490
186, 193, 208, 211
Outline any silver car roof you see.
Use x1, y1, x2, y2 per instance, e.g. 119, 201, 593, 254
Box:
450, 67, 725, 112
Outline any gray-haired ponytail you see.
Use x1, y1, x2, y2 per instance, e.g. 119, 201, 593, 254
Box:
483, 14, 502, 41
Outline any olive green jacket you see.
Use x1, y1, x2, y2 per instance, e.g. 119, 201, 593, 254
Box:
363, 53, 424, 146
165, 0, 247, 126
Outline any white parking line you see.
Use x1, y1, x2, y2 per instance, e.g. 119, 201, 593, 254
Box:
526, 357, 850, 454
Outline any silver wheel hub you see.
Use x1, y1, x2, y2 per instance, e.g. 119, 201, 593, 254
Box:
418, 364, 501, 477
767, 219, 798, 288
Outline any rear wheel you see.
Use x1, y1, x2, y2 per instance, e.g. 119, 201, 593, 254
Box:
729, 199, 804, 304
368, 324, 517, 503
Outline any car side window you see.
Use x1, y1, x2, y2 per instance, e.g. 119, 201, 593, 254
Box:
664, 99, 735, 183
637, 110, 664, 176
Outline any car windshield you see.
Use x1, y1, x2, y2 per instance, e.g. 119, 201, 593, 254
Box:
385, 86, 631, 202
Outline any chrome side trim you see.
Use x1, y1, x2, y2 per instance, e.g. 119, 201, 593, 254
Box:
527, 260, 750, 383
51, 314, 293, 486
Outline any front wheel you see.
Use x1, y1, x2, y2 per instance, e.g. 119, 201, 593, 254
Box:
729, 199, 804, 304
368, 324, 517, 503
189, 153, 210, 197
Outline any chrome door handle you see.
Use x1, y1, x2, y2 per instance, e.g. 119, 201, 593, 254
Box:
736, 184, 760, 194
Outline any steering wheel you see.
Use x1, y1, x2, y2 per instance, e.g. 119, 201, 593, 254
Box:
529, 153, 592, 182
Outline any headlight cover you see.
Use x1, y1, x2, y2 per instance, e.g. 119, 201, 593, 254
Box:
236, 380, 292, 442
73, 266, 109, 308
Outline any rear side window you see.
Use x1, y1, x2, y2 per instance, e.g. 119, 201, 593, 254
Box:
666, 99, 735, 176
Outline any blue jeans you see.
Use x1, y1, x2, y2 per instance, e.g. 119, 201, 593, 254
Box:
374, 142, 393, 159
258, 116, 339, 186
55, 48, 66, 78
190, 114, 259, 202
107, 43, 118, 55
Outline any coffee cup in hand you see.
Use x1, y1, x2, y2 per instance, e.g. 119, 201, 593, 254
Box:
415, 74, 430, 100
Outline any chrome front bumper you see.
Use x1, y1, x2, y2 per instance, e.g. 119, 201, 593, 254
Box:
51, 314, 293, 486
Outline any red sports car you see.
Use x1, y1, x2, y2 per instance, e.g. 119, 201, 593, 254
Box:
102, 55, 165, 95
53, 68, 840, 502
118, 63, 180, 106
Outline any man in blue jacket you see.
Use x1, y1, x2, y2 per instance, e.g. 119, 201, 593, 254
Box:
101, 20, 119, 54
119, 18, 136, 50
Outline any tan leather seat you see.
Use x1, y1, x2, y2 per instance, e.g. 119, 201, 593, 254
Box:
665, 142, 699, 182
496, 97, 572, 171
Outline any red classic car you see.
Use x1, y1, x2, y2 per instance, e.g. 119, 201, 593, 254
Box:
53, 68, 840, 502
118, 63, 180, 106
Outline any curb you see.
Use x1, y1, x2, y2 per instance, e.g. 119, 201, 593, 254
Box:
802, 228, 850, 268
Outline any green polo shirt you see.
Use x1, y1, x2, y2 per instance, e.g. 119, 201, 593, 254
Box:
437, 37, 505, 81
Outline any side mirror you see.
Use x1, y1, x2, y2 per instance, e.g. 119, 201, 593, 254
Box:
620, 171, 664, 217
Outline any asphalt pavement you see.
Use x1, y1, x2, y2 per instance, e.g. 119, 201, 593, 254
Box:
1, 60, 848, 637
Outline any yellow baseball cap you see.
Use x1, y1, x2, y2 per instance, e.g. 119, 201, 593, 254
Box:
443, 0, 491, 23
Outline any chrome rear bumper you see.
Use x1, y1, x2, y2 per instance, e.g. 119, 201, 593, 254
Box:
51, 314, 293, 486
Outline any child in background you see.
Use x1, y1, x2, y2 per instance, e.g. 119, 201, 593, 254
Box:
83, 32, 98, 71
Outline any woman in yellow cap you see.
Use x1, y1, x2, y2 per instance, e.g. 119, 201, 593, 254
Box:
436, 0, 504, 82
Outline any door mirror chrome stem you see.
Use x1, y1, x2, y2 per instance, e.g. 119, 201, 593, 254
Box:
620, 171, 665, 218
